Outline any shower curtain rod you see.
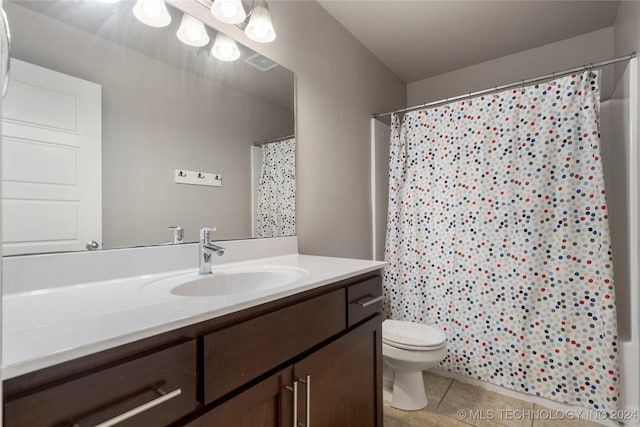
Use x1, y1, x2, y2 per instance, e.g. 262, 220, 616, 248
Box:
373, 52, 636, 118
253, 134, 295, 146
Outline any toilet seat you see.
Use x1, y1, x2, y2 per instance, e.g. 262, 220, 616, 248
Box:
382, 339, 446, 351
382, 319, 446, 350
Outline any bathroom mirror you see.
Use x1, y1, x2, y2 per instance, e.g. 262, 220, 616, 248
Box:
1, 0, 295, 256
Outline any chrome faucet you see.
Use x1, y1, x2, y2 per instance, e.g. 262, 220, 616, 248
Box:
199, 227, 225, 274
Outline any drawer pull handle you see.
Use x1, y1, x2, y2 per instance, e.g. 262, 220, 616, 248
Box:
285, 381, 298, 427
86, 388, 182, 427
298, 375, 311, 427
356, 295, 383, 308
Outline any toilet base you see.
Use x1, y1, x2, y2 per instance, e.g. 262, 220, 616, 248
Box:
383, 367, 428, 411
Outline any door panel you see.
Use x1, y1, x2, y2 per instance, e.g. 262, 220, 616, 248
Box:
2, 58, 101, 254
294, 315, 382, 427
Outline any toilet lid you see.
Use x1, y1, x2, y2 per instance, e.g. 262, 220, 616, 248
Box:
382, 319, 446, 349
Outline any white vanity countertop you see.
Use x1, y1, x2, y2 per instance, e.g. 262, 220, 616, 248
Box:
2, 253, 386, 379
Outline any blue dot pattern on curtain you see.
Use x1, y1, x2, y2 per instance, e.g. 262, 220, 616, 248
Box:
383, 71, 619, 411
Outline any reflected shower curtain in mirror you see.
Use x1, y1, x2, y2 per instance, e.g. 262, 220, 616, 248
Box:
383, 71, 619, 411
256, 138, 296, 237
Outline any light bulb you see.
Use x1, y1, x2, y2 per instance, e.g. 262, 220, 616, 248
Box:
177, 14, 210, 47
220, 2, 237, 17
133, 0, 171, 28
245, 3, 275, 43
143, 2, 161, 18
210, 0, 246, 24
253, 23, 268, 39
211, 33, 240, 61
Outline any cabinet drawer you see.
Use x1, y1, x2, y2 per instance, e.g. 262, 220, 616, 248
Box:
4, 340, 197, 427
347, 276, 382, 326
202, 289, 346, 404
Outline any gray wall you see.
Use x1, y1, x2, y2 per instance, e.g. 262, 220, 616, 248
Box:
6, 2, 293, 247
408, 28, 614, 105
173, 0, 407, 259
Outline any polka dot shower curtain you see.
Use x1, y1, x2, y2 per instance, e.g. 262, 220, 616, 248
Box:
383, 71, 619, 411
256, 138, 296, 237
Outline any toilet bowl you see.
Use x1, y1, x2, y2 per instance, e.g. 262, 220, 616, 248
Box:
382, 319, 447, 411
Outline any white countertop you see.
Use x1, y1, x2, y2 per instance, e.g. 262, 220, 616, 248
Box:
2, 253, 385, 380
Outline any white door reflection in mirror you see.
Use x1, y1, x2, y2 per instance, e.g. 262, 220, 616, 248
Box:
2, 59, 101, 255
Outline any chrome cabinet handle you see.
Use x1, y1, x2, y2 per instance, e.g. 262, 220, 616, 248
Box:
285, 381, 298, 427
0, 7, 10, 98
298, 375, 311, 427
356, 295, 383, 308
73, 388, 182, 427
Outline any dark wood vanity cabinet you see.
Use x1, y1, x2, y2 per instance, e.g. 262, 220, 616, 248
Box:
187, 314, 381, 427
3, 272, 383, 427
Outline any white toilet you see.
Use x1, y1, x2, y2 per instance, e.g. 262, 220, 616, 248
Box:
382, 319, 447, 410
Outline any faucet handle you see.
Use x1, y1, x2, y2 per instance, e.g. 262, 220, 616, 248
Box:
200, 226, 217, 241
166, 226, 184, 244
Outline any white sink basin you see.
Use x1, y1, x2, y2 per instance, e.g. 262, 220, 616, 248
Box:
141, 265, 309, 297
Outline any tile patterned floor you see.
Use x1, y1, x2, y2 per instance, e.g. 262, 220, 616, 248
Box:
384, 372, 605, 427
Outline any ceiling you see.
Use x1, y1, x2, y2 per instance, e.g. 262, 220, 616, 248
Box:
317, 1, 621, 83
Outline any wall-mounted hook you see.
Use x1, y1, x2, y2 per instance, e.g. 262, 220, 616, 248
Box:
175, 169, 222, 187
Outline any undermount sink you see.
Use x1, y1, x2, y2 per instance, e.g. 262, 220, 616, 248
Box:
141, 265, 309, 297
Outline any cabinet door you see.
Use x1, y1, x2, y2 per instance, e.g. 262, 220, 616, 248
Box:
293, 315, 382, 427
185, 368, 293, 427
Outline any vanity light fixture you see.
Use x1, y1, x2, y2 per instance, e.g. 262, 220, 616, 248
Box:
207, 0, 276, 44
176, 13, 210, 47
244, 0, 276, 43
133, 0, 171, 28
210, 0, 246, 24
211, 33, 241, 61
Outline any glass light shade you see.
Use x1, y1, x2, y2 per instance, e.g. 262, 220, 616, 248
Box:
211, 33, 241, 62
244, 3, 275, 43
210, 0, 246, 24
176, 14, 210, 47
133, 0, 171, 28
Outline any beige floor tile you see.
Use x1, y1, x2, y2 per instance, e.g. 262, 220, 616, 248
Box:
384, 375, 613, 427
385, 405, 472, 427
424, 371, 454, 411
531, 404, 604, 427
385, 406, 415, 425
437, 380, 534, 427
384, 409, 412, 427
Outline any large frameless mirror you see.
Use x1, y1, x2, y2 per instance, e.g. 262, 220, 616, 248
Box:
2, 0, 295, 256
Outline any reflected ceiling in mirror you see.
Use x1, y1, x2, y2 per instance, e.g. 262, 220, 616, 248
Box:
2, 0, 295, 256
